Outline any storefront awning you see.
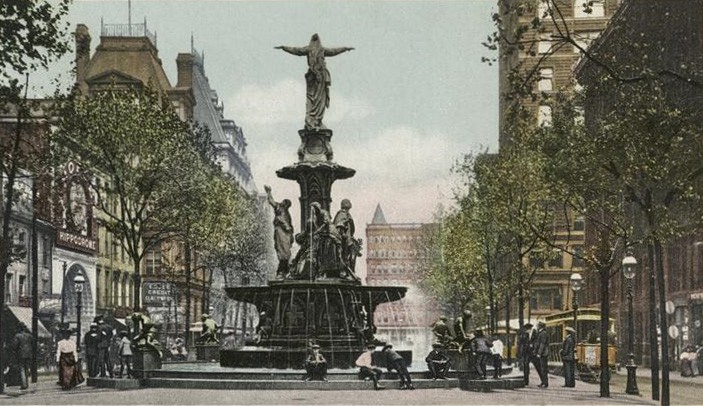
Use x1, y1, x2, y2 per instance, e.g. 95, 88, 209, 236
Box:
5, 305, 51, 338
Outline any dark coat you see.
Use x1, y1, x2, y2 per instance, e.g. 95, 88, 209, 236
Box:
561, 333, 575, 361
84, 329, 101, 356
534, 328, 549, 357
518, 330, 533, 359
12, 331, 33, 360
472, 336, 493, 354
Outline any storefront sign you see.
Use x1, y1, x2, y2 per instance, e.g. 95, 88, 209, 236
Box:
691, 292, 703, 301
143, 281, 174, 305
57, 230, 96, 253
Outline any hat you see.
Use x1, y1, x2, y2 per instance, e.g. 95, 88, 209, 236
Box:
524, 323, 534, 328
311, 344, 320, 349
432, 342, 443, 348
537, 321, 545, 327
90, 322, 98, 327
565, 327, 576, 333
366, 344, 376, 350
201, 313, 209, 319
382, 344, 393, 351
439, 315, 447, 321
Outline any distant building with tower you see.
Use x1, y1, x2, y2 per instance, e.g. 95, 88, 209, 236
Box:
365, 204, 441, 355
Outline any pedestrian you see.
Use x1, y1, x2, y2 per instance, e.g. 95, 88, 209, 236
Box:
471, 329, 493, 380
681, 345, 698, 377
383, 343, 414, 389
56, 329, 84, 390
118, 331, 133, 379
491, 336, 504, 379
518, 323, 534, 385
561, 327, 576, 387
96, 316, 114, 377
11, 323, 33, 390
355, 344, 384, 390
83, 322, 100, 377
425, 342, 450, 380
304, 344, 328, 381
534, 321, 549, 388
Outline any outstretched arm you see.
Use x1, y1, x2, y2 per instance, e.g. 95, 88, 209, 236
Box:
274, 45, 308, 56
324, 47, 354, 57
264, 185, 277, 209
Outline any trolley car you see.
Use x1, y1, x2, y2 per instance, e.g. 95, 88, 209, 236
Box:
544, 308, 617, 382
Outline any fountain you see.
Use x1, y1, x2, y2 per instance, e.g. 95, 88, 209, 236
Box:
220, 34, 409, 369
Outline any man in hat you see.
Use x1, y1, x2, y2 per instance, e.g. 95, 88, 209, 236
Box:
304, 344, 328, 381
534, 321, 549, 388
425, 342, 451, 380
383, 344, 414, 390
356, 344, 384, 390
96, 316, 114, 378
561, 327, 576, 387
11, 323, 33, 389
432, 315, 452, 347
518, 323, 534, 385
84, 322, 101, 377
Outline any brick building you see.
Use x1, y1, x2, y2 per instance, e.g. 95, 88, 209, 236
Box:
498, 0, 617, 319
365, 204, 441, 357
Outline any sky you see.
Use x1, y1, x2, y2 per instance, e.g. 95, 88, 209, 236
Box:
38, 0, 500, 229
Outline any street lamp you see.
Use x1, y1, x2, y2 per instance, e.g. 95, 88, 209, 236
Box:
74, 273, 85, 356
485, 305, 491, 335
60, 261, 67, 326
622, 253, 640, 395
569, 273, 583, 339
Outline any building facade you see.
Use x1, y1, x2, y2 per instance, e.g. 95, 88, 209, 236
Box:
498, 0, 617, 320
365, 204, 441, 357
575, 0, 703, 366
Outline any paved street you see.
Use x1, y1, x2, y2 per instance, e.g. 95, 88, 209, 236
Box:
1, 368, 682, 405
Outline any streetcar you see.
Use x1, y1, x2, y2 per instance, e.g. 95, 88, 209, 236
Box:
544, 308, 617, 382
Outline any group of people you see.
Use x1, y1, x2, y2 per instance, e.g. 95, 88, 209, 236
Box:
680, 344, 702, 377
518, 321, 577, 389
83, 315, 132, 379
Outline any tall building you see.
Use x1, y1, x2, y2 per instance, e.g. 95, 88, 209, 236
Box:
575, 0, 703, 366
497, 0, 617, 319
365, 204, 441, 357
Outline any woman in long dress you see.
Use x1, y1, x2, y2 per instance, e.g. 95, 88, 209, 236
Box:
56, 329, 83, 390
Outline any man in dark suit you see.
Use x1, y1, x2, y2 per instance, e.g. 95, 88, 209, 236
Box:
561, 326, 576, 387
518, 323, 534, 385
84, 323, 101, 377
534, 321, 549, 388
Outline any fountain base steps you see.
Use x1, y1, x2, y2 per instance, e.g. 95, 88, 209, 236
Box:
87, 365, 517, 391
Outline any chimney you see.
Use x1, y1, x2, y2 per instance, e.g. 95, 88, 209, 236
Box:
75, 24, 91, 84
176, 53, 194, 88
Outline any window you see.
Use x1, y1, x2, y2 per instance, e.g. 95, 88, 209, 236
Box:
96, 268, 102, 307
538, 105, 553, 127
19, 275, 25, 297
42, 238, 51, 268
145, 248, 161, 275
538, 33, 552, 54
5, 274, 12, 302
573, 215, 585, 231
537, 0, 550, 17
549, 249, 563, 268
532, 288, 563, 311
538, 68, 554, 91
574, 0, 604, 18
572, 246, 584, 267
573, 31, 601, 53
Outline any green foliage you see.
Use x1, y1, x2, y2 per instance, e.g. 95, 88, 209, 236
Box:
0, 0, 72, 102
53, 86, 207, 265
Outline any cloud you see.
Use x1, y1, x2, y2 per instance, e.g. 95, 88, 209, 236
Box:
227, 79, 373, 127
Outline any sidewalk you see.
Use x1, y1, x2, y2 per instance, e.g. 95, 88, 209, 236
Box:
628, 366, 703, 386
0, 372, 111, 400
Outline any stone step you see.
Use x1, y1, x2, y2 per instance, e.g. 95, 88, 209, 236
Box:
139, 377, 459, 390
458, 377, 525, 392
147, 369, 460, 381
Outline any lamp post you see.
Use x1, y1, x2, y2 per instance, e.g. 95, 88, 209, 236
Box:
60, 261, 67, 326
622, 253, 640, 395
485, 305, 492, 335
570, 273, 583, 340
74, 273, 85, 357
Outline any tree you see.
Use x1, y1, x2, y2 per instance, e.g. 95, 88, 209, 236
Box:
53, 86, 211, 313
0, 0, 72, 393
